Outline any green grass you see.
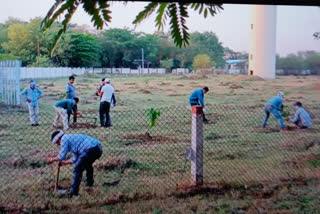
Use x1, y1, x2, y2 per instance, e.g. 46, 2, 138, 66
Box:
1, 74, 320, 212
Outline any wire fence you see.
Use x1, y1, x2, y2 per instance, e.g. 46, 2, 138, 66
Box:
0, 104, 319, 212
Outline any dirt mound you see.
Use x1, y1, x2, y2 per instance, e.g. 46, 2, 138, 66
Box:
282, 153, 320, 169
248, 104, 264, 109
278, 137, 319, 152
95, 158, 133, 172
159, 82, 170, 86
137, 89, 152, 94
187, 74, 208, 80
70, 122, 97, 129
229, 84, 244, 89
124, 82, 137, 85
168, 93, 185, 97
219, 82, 232, 86
0, 149, 58, 168
122, 133, 178, 144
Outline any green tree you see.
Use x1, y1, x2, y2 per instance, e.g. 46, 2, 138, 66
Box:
41, 1, 223, 53
2, 17, 71, 66
276, 54, 306, 70
192, 54, 214, 70
190, 32, 225, 67
305, 51, 320, 73
63, 33, 101, 67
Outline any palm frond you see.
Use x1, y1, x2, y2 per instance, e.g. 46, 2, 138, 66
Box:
168, 3, 190, 48
133, 2, 159, 25
189, 3, 223, 18
155, 3, 169, 31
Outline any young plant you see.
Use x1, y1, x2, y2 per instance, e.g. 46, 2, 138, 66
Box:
145, 108, 161, 138
59, 92, 68, 100
281, 110, 290, 118
146, 108, 161, 129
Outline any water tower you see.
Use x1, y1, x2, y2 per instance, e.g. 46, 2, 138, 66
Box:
248, 5, 277, 79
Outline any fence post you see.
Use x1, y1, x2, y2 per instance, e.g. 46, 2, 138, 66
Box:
191, 105, 203, 186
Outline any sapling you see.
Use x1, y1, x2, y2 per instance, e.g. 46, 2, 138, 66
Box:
145, 108, 161, 139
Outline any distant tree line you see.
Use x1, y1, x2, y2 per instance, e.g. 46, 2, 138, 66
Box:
276, 51, 320, 74
0, 17, 226, 70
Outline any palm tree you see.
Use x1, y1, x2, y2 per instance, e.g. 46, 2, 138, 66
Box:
40, 1, 223, 55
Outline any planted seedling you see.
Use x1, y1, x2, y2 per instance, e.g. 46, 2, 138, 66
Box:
145, 108, 161, 139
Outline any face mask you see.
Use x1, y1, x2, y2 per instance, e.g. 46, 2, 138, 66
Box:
295, 106, 299, 110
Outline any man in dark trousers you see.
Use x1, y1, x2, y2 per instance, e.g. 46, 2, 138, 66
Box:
189, 87, 209, 123
98, 78, 116, 128
47, 131, 103, 198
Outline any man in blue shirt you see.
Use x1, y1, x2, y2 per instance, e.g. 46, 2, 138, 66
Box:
47, 131, 103, 198
52, 98, 80, 130
287, 101, 312, 129
66, 76, 77, 123
21, 80, 42, 126
262, 91, 288, 132
189, 87, 209, 123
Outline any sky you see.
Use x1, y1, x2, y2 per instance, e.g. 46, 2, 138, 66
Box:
0, 0, 319, 56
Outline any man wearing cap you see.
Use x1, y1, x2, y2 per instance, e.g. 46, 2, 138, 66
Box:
287, 101, 312, 129
98, 78, 116, 128
47, 131, 103, 198
52, 98, 81, 130
21, 80, 43, 126
189, 87, 209, 123
262, 91, 288, 132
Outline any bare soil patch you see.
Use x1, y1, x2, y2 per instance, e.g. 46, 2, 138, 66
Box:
282, 153, 320, 169
312, 82, 320, 91
278, 136, 319, 152
0, 149, 58, 168
122, 133, 178, 144
70, 122, 97, 129
124, 82, 137, 85
95, 158, 132, 172
229, 84, 244, 89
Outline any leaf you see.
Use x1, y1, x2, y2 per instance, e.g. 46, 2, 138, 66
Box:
155, 3, 169, 31
168, 3, 190, 47
133, 2, 159, 25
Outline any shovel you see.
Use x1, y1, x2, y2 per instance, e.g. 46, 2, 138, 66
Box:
55, 162, 67, 195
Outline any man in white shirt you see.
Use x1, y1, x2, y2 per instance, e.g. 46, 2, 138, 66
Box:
98, 78, 116, 128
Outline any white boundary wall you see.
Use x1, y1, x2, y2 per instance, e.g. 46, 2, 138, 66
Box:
0, 60, 21, 105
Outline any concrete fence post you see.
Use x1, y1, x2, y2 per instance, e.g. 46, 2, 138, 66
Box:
191, 105, 203, 186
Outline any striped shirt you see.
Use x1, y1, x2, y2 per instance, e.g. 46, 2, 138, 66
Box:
290, 107, 312, 127
57, 134, 102, 163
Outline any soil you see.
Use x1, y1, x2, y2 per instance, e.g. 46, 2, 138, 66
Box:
176, 84, 184, 87
122, 133, 178, 144
70, 122, 97, 129
95, 158, 133, 172
124, 83, 137, 85
0, 149, 58, 168
282, 153, 320, 169
248, 104, 265, 109
278, 136, 319, 152
229, 84, 244, 89
312, 82, 320, 91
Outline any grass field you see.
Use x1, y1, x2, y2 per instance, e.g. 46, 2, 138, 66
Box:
0, 73, 320, 213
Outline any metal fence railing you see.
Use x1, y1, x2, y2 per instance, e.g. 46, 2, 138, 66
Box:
0, 104, 319, 212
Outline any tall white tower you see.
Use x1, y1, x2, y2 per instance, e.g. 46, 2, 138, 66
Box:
248, 5, 277, 79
